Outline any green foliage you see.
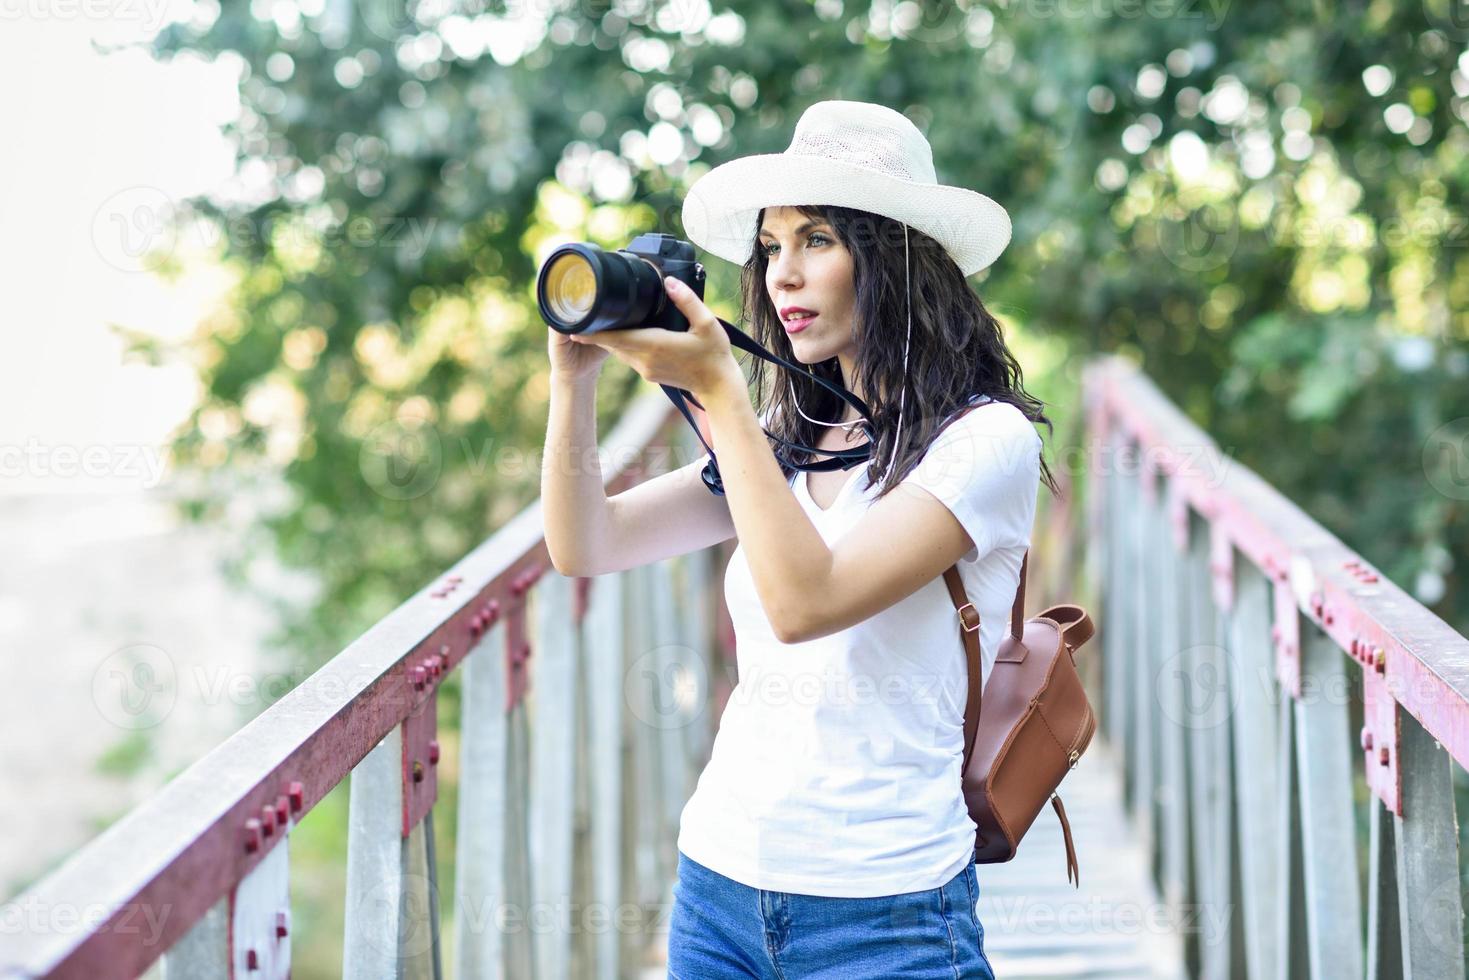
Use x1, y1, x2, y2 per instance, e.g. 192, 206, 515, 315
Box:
144, 0, 1467, 651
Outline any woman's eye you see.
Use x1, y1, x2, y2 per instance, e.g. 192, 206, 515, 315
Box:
763, 233, 829, 256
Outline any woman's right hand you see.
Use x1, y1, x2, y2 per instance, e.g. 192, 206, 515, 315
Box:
547, 326, 611, 382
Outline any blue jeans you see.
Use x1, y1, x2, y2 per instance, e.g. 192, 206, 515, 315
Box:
666, 850, 997, 979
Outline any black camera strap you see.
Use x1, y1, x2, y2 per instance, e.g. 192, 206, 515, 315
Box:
660, 317, 876, 497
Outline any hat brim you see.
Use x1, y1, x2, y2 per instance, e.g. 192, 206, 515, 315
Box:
681, 152, 1012, 277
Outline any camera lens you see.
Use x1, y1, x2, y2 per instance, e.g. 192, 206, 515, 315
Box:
543, 252, 597, 324
536, 242, 663, 334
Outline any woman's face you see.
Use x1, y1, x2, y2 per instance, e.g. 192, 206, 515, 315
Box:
759, 206, 857, 367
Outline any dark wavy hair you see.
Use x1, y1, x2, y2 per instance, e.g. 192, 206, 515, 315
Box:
738, 204, 1059, 500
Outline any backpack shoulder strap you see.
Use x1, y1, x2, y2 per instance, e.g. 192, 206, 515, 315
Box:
934, 396, 1028, 771
943, 565, 983, 772
944, 548, 1028, 773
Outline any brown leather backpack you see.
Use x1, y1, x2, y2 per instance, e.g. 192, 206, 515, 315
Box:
942, 551, 1096, 887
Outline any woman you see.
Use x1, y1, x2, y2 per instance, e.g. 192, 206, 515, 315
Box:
543, 100, 1058, 979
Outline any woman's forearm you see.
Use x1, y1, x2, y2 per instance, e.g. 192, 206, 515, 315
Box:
697, 363, 834, 642
541, 371, 613, 577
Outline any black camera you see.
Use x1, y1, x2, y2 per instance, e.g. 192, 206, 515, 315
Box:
535, 231, 874, 497
536, 232, 707, 335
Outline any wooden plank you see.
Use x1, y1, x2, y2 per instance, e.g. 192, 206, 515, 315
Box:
621, 563, 663, 978
343, 727, 406, 979
1392, 709, 1464, 978
233, 828, 292, 980
1275, 695, 1310, 980
585, 572, 626, 980
1103, 429, 1129, 753
530, 571, 578, 980
451, 619, 508, 979
1133, 468, 1160, 876
503, 699, 536, 979
569, 585, 596, 980
1218, 564, 1249, 980
647, 561, 688, 843
1226, 560, 1281, 978
1127, 444, 1150, 825
1177, 491, 1248, 980
1152, 485, 1192, 918
683, 547, 717, 764
1367, 798, 1403, 980
671, 552, 710, 793
1294, 622, 1364, 979
160, 894, 229, 980
401, 816, 440, 980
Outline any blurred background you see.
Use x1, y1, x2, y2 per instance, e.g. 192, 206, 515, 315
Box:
5, 0, 1469, 976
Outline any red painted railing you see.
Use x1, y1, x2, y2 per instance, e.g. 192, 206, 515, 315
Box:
1, 392, 725, 980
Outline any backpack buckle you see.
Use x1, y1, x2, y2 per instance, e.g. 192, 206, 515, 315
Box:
957, 603, 980, 633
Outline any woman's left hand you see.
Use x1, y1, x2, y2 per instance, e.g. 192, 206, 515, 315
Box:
569, 276, 738, 396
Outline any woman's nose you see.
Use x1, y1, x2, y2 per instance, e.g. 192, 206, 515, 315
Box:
771, 252, 802, 288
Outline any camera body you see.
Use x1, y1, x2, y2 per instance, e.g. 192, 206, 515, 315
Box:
626, 232, 706, 331
537, 232, 707, 335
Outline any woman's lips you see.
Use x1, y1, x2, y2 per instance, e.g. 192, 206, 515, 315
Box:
784, 313, 816, 334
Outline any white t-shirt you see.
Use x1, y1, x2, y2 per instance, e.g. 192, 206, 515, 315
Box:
676, 395, 1043, 897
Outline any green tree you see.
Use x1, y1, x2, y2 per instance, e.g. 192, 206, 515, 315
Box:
139, 0, 1468, 656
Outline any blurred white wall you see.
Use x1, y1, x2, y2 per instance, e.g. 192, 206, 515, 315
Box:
0, 7, 307, 899
0, 3, 236, 492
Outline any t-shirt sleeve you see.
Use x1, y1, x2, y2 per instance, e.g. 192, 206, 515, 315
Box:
900, 403, 1042, 563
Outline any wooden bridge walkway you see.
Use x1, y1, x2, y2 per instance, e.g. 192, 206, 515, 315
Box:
975, 739, 1186, 980
637, 738, 1186, 980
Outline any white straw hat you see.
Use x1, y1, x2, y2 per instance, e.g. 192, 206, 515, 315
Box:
681, 99, 1011, 277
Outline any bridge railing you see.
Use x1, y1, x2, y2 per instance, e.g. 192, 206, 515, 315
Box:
1, 392, 728, 980
1085, 354, 1469, 979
